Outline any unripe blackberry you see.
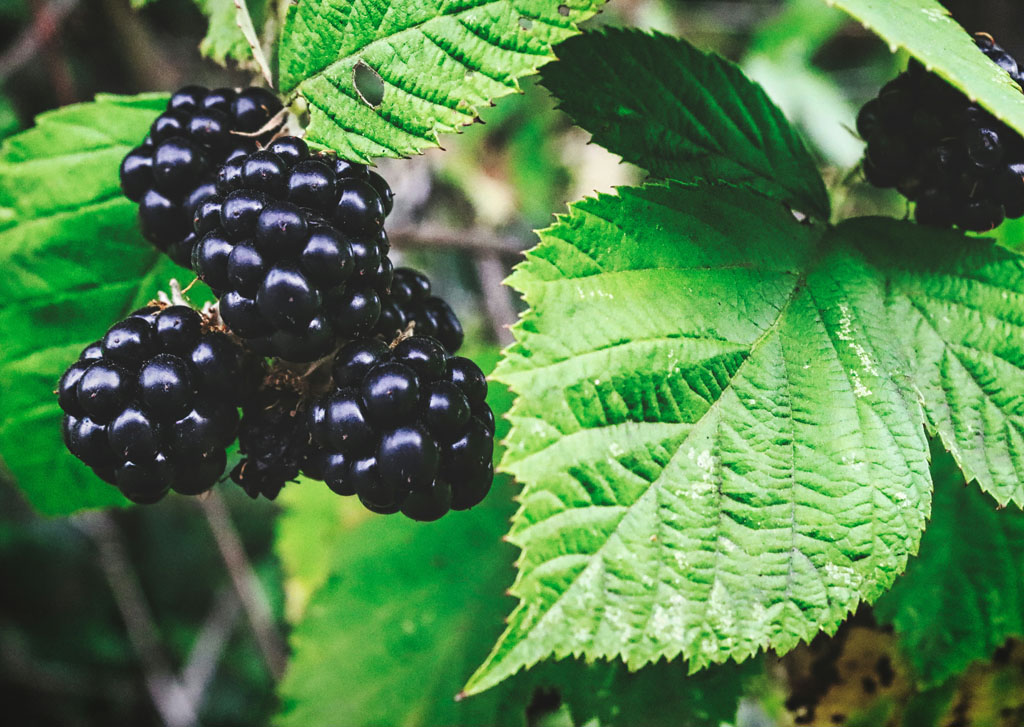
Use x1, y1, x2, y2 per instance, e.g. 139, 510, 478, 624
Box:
309, 335, 494, 521
857, 33, 1024, 232
120, 86, 283, 266
192, 137, 395, 361
57, 305, 263, 503
376, 267, 464, 353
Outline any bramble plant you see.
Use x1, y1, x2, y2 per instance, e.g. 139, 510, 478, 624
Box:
4, 0, 1024, 724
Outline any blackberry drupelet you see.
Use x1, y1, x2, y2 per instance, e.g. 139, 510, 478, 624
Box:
309, 335, 495, 521
230, 387, 319, 500
119, 86, 283, 266
192, 135, 395, 362
376, 267, 464, 353
58, 305, 263, 503
856, 33, 1024, 232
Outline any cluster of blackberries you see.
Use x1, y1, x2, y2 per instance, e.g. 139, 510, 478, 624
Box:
57, 306, 261, 503
306, 336, 495, 521
230, 387, 314, 501
192, 135, 395, 362
119, 86, 283, 266
377, 267, 464, 353
57, 85, 496, 520
857, 33, 1024, 231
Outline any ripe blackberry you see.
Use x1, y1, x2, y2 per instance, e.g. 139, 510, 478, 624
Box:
230, 387, 318, 500
58, 305, 263, 503
120, 86, 283, 266
857, 33, 1024, 232
192, 136, 395, 362
376, 267, 464, 353
310, 335, 495, 521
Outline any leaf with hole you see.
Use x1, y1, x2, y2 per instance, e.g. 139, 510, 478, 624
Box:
277, 0, 604, 161
540, 28, 830, 218
0, 93, 187, 515
463, 180, 1024, 695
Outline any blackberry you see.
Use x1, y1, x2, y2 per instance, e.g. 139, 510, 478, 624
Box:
192, 136, 395, 362
376, 267, 464, 353
230, 387, 318, 500
857, 33, 1024, 232
57, 305, 263, 503
310, 335, 495, 521
120, 86, 283, 266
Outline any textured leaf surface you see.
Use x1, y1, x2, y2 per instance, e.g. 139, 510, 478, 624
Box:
277, 0, 603, 162
0, 93, 183, 515
875, 443, 1024, 687
194, 0, 270, 68
825, 0, 1024, 137
539, 29, 829, 218
275, 362, 756, 726
465, 182, 1024, 694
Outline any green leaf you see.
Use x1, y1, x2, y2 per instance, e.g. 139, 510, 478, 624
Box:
193, 0, 271, 69
875, 442, 1024, 687
861, 220, 1024, 508
554, 658, 758, 727
539, 28, 830, 219
277, 0, 604, 162
0, 94, 19, 140
824, 0, 1024, 138
464, 181, 1024, 695
0, 93, 184, 516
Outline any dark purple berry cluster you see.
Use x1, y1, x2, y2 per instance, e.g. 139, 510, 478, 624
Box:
857, 34, 1024, 231
377, 267, 464, 353
230, 387, 316, 501
119, 86, 283, 266
65, 85, 497, 514
191, 135, 395, 362
304, 336, 495, 521
57, 306, 262, 503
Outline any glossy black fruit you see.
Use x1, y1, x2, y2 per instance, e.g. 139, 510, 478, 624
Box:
856, 33, 1024, 232
309, 334, 494, 520
57, 307, 262, 502
375, 268, 464, 352
118, 85, 284, 266
195, 137, 396, 361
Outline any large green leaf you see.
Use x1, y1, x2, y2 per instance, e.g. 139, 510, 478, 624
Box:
539, 29, 830, 219
463, 181, 1024, 695
824, 0, 1024, 136
0, 93, 184, 516
277, 0, 604, 162
875, 442, 1024, 687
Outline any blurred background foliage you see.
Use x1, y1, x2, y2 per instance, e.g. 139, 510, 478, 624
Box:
2, 0, 1024, 725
